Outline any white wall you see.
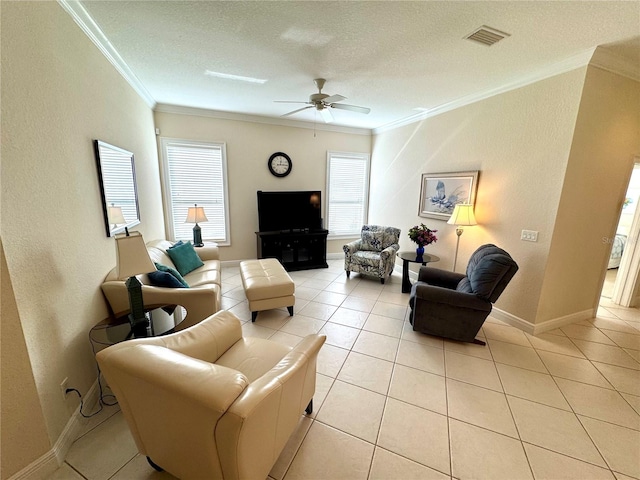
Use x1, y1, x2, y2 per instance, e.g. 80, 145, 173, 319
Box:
1, 2, 164, 473
153, 109, 372, 260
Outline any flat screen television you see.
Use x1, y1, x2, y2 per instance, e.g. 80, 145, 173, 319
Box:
257, 190, 322, 232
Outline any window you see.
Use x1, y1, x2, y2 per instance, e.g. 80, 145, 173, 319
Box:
160, 138, 230, 245
326, 151, 370, 237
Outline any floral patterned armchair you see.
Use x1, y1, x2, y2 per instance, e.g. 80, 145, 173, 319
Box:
343, 225, 401, 284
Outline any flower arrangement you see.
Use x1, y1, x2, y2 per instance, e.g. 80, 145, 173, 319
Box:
408, 223, 438, 246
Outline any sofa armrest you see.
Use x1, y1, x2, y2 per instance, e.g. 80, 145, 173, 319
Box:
343, 239, 363, 257
216, 334, 326, 479
414, 282, 491, 311
196, 244, 219, 261
417, 266, 466, 289
380, 243, 400, 262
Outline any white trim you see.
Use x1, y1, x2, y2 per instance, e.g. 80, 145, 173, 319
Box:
154, 104, 372, 136
373, 48, 596, 134
490, 307, 595, 335
8, 381, 101, 480
57, 0, 155, 108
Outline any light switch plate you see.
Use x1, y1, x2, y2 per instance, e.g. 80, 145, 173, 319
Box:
521, 230, 538, 242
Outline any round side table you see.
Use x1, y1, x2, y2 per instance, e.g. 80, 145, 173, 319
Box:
397, 252, 440, 293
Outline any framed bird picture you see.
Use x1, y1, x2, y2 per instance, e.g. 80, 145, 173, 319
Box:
418, 171, 479, 220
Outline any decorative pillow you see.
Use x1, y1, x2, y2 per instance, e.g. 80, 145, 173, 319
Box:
361, 230, 384, 251
168, 240, 184, 249
148, 270, 187, 288
165, 241, 204, 276
154, 262, 189, 287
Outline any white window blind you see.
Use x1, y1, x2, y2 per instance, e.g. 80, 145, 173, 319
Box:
326, 151, 370, 236
161, 139, 230, 244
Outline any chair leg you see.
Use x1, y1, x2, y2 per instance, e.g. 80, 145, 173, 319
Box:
473, 338, 486, 346
305, 399, 313, 414
147, 457, 163, 472
380, 278, 385, 285
251, 311, 258, 322
346, 271, 350, 278
287, 306, 294, 316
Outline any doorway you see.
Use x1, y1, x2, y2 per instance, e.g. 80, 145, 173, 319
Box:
603, 161, 640, 304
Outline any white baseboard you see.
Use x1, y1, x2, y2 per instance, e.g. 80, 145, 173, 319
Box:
9, 380, 101, 480
491, 307, 595, 335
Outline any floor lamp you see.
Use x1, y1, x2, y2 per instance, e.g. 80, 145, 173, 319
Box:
185, 204, 208, 247
115, 231, 156, 337
447, 204, 477, 272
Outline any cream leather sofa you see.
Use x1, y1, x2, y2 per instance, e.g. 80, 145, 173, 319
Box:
101, 240, 221, 330
96, 310, 326, 480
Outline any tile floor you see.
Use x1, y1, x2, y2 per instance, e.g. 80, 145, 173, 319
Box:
49, 260, 640, 480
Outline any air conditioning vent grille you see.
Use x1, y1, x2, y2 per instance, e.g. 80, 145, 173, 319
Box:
465, 26, 510, 46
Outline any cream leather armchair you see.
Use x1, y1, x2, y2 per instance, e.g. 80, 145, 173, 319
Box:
96, 310, 325, 480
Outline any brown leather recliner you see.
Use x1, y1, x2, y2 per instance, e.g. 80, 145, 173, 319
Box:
96, 310, 325, 479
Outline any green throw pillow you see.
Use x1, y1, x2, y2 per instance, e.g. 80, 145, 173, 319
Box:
165, 241, 204, 276
154, 262, 189, 287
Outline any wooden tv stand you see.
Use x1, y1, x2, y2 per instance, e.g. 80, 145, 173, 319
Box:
256, 230, 328, 271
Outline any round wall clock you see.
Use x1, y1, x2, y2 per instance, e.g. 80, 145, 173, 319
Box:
268, 152, 292, 177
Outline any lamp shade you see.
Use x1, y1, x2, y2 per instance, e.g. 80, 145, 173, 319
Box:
447, 204, 477, 226
115, 232, 156, 279
108, 204, 126, 225
185, 204, 208, 224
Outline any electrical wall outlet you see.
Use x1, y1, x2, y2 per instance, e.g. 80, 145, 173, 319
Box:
521, 230, 538, 242
60, 377, 69, 401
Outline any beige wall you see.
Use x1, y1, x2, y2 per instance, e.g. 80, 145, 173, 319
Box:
537, 66, 640, 322
153, 111, 371, 260
370, 68, 587, 323
1, 1, 164, 471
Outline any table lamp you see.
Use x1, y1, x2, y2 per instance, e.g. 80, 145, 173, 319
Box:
115, 231, 156, 337
185, 204, 208, 247
447, 204, 477, 272
108, 203, 126, 231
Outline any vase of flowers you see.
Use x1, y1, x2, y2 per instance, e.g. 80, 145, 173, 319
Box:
408, 223, 438, 257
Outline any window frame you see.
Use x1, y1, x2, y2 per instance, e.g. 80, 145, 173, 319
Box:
159, 137, 231, 245
325, 150, 371, 239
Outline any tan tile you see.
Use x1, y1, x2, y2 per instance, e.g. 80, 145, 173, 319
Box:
526, 332, 586, 357
349, 285, 382, 300
283, 422, 374, 480
579, 416, 640, 479
279, 315, 326, 337
447, 379, 518, 437
482, 322, 531, 346
337, 352, 394, 395
538, 350, 613, 388
622, 393, 640, 415
496, 363, 571, 410
443, 337, 493, 360
507, 396, 606, 467
313, 291, 347, 307
328, 307, 369, 328
554, 377, 640, 430
364, 314, 404, 338
323, 281, 356, 295
301, 278, 333, 290
396, 340, 445, 376
625, 347, 640, 362
445, 350, 502, 391
371, 301, 408, 320
601, 329, 640, 350
228, 301, 252, 322
378, 398, 450, 474
602, 307, 640, 324
307, 373, 334, 418
590, 316, 640, 334
316, 343, 349, 378
402, 322, 446, 348
352, 330, 399, 362
46, 463, 89, 480
66, 412, 138, 480
250, 308, 292, 329
293, 286, 321, 301
316, 380, 385, 443
449, 419, 533, 480
593, 362, 640, 396
369, 447, 450, 480
487, 339, 546, 373
109, 454, 178, 479
269, 331, 304, 348
319, 322, 360, 349
388, 364, 447, 415
340, 295, 376, 313
298, 301, 338, 321
269, 415, 313, 480
560, 324, 617, 345
377, 290, 411, 306
572, 339, 640, 370
523, 443, 616, 480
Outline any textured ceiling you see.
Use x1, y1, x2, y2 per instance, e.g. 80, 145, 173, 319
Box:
78, 1, 640, 130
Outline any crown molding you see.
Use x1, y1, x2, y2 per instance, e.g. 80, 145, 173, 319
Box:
154, 104, 372, 136
373, 48, 597, 134
590, 46, 640, 82
57, 0, 156, 108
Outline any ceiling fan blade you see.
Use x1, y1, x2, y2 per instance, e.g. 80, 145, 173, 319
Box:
274, 100, 308, 104
331, 103, 371, 114
323, 94, 346, 104
281, 105, 313, 117
320, 108, 333, 123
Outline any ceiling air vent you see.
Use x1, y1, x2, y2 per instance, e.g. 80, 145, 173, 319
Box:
465, 26, 510, 46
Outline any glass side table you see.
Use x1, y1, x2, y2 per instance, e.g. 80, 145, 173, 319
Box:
397, 252, 440, 293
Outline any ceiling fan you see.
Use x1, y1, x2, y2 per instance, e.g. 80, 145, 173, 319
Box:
275, 78, 371, 123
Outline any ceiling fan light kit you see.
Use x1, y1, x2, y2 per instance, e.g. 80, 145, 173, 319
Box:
276, 78, 371, 123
